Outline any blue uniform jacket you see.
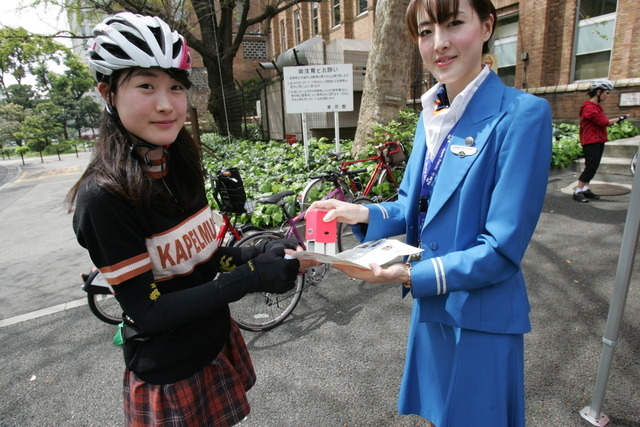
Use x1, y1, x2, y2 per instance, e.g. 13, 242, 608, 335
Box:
358, 71, 552, 334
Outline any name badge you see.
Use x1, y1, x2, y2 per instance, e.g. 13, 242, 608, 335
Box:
450, 145, 477, 158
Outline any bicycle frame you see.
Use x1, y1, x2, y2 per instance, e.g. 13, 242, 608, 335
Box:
340, 154, 398, 196
214, 212, 244, 246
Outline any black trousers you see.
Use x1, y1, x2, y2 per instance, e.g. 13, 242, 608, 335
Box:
579, 142, 605, 184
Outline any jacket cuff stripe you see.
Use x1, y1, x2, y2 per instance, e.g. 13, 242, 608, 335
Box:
374, 204, 389, 219
431, 257, 446, 295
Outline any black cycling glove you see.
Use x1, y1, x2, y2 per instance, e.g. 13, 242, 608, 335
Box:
245, 246, 300, 293
243, 238, 300, 261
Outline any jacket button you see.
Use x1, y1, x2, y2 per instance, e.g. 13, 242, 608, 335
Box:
429, 242, 438, 250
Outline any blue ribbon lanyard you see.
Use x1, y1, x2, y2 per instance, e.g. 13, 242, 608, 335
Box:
417, 122, 458, 232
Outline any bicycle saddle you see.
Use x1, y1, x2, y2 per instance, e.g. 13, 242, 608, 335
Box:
256, 191, 295, 205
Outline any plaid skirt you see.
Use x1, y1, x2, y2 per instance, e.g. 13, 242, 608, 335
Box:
123, 320, 256, 427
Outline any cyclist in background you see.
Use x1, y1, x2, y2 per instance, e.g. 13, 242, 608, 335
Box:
65, 12, 308, 426
573, 79, 628, 203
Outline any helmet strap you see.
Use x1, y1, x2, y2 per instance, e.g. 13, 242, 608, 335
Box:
127, 134, 171, 167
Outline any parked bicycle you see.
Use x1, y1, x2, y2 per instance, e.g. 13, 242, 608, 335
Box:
209, 168, 264, 245
81, 268, 121, 325
229, 171, 373, 332
299, 140, 407, 211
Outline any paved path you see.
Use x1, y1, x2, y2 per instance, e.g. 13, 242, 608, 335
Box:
1, 152, 639, 426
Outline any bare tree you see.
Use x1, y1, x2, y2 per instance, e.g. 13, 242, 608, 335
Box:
353, 0, 413, 155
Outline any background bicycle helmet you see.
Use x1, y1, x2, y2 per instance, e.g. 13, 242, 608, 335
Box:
589, 79, 614, 92
86, 12, 192, 82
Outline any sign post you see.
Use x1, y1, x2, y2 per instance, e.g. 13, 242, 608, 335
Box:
283, 64, 354, 163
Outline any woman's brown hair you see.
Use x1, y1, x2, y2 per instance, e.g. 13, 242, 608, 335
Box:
406, 0, 497, 54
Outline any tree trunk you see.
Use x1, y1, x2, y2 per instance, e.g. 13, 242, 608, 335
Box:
353, 0, 413, 156
203, 56, 243, 138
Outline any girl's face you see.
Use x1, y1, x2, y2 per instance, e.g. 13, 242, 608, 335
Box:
99, 68, 188, 147
417, 0, 493, 99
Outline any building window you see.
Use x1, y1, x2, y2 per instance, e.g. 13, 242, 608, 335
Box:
332, 0, 341, 28
493, 14, 518, 87
573, 0, 617, 81
312, 3, 319, 35
280, 19, 286, 52
357, 0, 368, 15
294, 9, 302, 44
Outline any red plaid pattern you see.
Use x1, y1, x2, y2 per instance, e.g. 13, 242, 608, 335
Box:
123, 321, 256, 426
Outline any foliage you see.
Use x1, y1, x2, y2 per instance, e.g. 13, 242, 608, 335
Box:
550, 121, 640, 168
44, 140, 74, 154
202, 113, 420, 226
552, 135, 583, 168
367, 108, 418, 157
0, 103, 27, 146
20, 102, 64, 149
203, 118, 639, 226
202, 134, 349, 227
608, 119, 639, 141
552, 122, 579, 140
15, 146, 30, 156
0, 32, 101, 149
0, 26, 67, 93
3, 84, 38, 109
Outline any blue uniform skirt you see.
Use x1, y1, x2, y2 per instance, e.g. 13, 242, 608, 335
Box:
398, 304, 525, 427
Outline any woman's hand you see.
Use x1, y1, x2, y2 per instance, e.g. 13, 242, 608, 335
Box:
332, 262, 408, 284
307, 199, 370, 225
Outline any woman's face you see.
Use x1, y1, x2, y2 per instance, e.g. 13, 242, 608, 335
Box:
417, 0, 493, 99
99, 68, 188, 147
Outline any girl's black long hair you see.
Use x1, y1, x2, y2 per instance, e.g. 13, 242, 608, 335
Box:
66, 68, 204, 215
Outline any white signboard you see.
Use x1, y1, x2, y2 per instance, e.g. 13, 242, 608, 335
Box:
620, 93, 640, 107
283, 64, 354, 114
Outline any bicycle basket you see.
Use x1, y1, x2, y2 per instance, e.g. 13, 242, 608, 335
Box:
214, 168, 248, 214
382, 141, 407, 165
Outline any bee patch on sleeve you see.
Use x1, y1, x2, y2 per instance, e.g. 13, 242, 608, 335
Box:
149, 283, 161, 301
220, 255, 237, 272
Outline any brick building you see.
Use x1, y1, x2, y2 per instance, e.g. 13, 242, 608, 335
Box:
497, 0, 640, 124
254, 0, 639, 139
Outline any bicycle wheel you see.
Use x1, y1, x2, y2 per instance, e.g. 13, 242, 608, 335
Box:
377, 163, 406, 202
300, 177, 355, 211
336, 196, 374, 252
300, 178, 332, 211
230, 231, 304, 332
87, 293, 121, 325
227, 224, 264, 246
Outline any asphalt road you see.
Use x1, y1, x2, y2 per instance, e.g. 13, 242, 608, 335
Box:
1, 151, 639, 426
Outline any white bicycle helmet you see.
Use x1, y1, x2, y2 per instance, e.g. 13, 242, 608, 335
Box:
589, 79, 614, 92
86, 12, 192, 82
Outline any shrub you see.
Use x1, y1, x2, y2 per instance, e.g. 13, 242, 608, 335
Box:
608, 119, 639, 141
552, 135, 583, 168
202, 134, 349, 227
44, 141, 74, 155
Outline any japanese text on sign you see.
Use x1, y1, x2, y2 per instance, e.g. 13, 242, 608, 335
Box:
283, 64, 354, 114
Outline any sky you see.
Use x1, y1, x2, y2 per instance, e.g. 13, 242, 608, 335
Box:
0, 0, 69, 39
0, 1, 72, 83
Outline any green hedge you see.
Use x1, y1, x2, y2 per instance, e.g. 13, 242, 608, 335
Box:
203, 113, 639, 226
